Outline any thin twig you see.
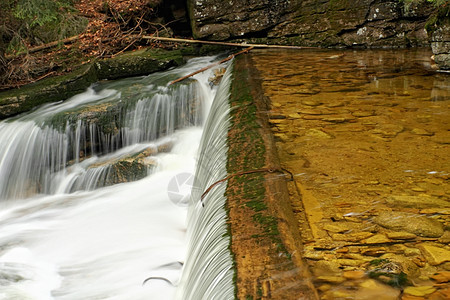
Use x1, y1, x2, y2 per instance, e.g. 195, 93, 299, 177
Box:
143, 36, 318, 50
169, 47, 254, 85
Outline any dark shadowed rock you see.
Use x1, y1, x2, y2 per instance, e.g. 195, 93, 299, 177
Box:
189, 0, 435, 48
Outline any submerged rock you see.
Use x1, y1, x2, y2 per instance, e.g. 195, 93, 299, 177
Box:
404, 286, 437, 297
87, 145, 166, 187
386, 195, 450, 209
356, 279, 401, 300
417, 243, 450, 266
373, 211, 444, 238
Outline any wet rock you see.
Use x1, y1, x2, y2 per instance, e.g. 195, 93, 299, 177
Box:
438, 231, 450, 244
390, 244, 407, 255
361, 247, 387, 257
208, 67, 226, 86
323, 222, 355, 233
404, 247, 421, 257
94, 48, 181, 80
431, 271, 450, 283
386, 231, 416, 240
336, 259, 366, 267
370, 254, 420, 281
0, 64, 97, 119
411, 128, 434, 136
404, 286, 437, 297
429, 288, 450, 300
431, 132, 450, 144
272, 102, 282, 108
331, 232, 373, 242
288, 113, 302, 119
302, 99, 322, 107
322, 116, 354, 123
305, 129, 333, 139
352, 110, 375, 117
443, 262, 450, 271
363, 234, 390, 244
387, 195, 450, 209
311, 260, 342, 276
373, 211, 444, 238
327, 290, 353, 298
303, 247, 325, 260
326, 101, 345, 108
298, 108, 323, 115
371, 124, 404, 138
356, 279, 401, 300
421, 208, 450, 215
343, 270, 366, 280
315, 275, 345, 284
317, 284, 332, 292
417, 243, 450, 266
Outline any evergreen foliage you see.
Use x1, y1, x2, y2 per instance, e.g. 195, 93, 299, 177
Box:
1, 0, 87, 55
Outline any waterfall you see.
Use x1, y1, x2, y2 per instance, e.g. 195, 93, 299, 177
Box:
0, 71, 205, 200
0, 55, 234, 299
176, 63, 235, 299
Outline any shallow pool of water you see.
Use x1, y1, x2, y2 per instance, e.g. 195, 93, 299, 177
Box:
252, 48, 449, 299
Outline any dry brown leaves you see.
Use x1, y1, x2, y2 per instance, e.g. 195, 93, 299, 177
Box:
1, 0, 165, 89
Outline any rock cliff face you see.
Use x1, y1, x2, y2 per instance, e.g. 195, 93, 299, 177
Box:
431, 25, 450, 70
189, 0, 435, 47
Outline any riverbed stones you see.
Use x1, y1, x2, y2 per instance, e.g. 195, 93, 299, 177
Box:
387, 231, 417, 240
356, 279, 401, 300
386, 195, 450, 209
343, 270, 365, 280
371, 124, 404, 138
412, 128, 434, 136
404, 286, 437, 297
316, 275, 345, 284
302, 99, 322, 106
431, 271, 450, 283
311, 260, 342, 276
418, 244, 450, 266
373, 211, 444, 238
363, 234, 390, 244
305, 129, 333, 139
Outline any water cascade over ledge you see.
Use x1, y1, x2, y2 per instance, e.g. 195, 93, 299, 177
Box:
176, 64, 235, 299
0, 56, 234, 299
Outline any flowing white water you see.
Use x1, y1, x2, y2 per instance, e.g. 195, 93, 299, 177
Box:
0, 56, 229, 299
176, 64, 235, 300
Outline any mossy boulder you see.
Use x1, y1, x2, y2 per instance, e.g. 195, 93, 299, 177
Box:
86, 143, 172, 187
0, 46, 204, 120
94, 48, 184, 80
0, 64, 97, 119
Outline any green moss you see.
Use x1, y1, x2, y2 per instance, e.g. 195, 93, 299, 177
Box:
226, 56, 292, 264
425, 4, 450, 35
0, 45, 224, 120
0, 63, 97, 119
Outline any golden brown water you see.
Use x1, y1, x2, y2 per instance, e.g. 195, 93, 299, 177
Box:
252, 49, 450, 299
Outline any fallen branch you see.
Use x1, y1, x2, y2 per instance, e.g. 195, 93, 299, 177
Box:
143, 35, 318, 50
169, 47, 254, 85
5, 35, 80, 59
200, 167, 295, 206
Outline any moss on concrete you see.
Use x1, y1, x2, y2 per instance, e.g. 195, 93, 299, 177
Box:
225, 54, 317, 299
